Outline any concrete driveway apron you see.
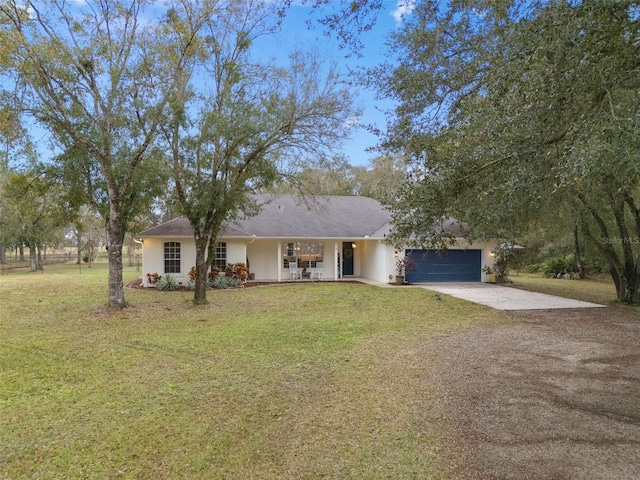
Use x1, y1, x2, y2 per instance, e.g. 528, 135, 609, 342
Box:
418, 282, 606, 310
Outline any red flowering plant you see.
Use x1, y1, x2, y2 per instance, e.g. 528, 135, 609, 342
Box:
225, 262, 249, 282
395, 256, 416, 276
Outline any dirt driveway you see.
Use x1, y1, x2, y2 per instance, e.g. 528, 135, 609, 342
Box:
430, 306, 640, 479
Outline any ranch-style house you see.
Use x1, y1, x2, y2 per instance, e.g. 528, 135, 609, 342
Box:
139, 194, 498, 286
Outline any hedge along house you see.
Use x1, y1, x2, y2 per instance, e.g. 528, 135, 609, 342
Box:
138, 194, 498, 286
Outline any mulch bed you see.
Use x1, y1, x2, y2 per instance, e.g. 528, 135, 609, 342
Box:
125, 278, 363, 290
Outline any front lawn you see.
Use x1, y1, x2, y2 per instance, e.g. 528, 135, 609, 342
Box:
0, 263, 507, 479
510, 272, 618, 305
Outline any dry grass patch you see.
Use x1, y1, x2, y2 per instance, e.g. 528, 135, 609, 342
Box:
510, 273, 618, 305
0, 263, 509, 479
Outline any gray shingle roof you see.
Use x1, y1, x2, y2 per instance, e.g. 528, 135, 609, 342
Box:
140, 194, 392, 239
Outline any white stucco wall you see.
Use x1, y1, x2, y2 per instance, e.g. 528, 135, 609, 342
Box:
226, 241, 247, 265
141, 236, 194, 286
246, 239, 280, 281
141, 237, 248, 287
358, 239, 393, 283
141, 235, 500, 286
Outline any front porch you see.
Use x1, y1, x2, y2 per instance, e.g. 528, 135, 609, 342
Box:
245, 238, 390, 283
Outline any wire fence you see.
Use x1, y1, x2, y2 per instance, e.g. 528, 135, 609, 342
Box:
0, 253, 75, 272
0, 252, 142, 274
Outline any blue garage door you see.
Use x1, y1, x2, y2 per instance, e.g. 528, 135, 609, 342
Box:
405, 249, 481, 282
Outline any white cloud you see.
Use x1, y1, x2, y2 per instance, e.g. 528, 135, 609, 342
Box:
391, 0, 416, 24
344, 115, 361, 129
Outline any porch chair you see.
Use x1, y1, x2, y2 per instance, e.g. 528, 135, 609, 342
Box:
289, 261, 302, 280
311, 262, 323, 280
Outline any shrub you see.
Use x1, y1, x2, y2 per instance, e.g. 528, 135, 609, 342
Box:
146, 272, 162, 286
583, 259, 607, 275
225, 262, 248, 281
395, 256, 416, 276
526, 263, 543, 273
208, 267, 222, 282
210, 276, 241, 289
189, 266, 223, 284
494, 256, 509, 277
156, 273, 180, 291
541, 255, 573, 278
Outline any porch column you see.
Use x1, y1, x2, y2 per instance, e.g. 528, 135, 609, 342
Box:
333, 240, 339, 280
277, 241, 282, 282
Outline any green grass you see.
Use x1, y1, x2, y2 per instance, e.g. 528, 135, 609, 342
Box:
0, 262, 508, 479
510, 272, 619, 305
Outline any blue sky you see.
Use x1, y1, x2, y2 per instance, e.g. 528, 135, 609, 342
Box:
270, 1, 415, 167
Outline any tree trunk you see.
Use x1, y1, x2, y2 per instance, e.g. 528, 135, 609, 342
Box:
36, 244, 43, 270
19, 244, 24, 262
609, 265, 638, 304
106, 209, 127, 309
193, 235, 209, 305
610, 195, 640, 304
0, 237, 5, 264
76, 230, 81, 264
600, 246, 639, 304
579, 193, 640, 304
29, 245, 37, 271
573, 223, 584, 278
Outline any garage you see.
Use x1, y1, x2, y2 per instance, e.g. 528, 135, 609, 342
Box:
405, 249, 482, 282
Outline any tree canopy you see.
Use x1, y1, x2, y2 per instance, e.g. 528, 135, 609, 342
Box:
372, 0, 640, 302
162, 1, 355, 304
0, 0, 201, 307
0, 0, 358, 306
0, 164, 70, 269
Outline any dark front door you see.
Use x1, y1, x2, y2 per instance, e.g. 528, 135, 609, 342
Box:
342, 242, 354, 276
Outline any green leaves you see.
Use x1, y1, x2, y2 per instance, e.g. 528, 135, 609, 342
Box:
378, 0, 640, 301
157, 2, 355, 304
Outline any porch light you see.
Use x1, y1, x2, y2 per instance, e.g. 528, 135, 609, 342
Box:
394, 251, 398, 258
352, 243, 356, 249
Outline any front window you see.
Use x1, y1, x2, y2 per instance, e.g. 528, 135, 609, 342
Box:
164, 242, 181, 273
283, 241, 323, 269
214, 242, 227, 270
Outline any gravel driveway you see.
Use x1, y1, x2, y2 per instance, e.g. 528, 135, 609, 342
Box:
429, 307, 640, 479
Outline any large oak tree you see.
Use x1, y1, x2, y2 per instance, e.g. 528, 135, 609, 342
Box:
163, 1, 355, 304
0, 0, 205, 307
369, 0, 640, 303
